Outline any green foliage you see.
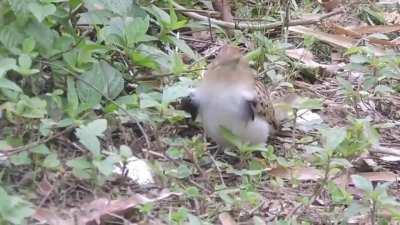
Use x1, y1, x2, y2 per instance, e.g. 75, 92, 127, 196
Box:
0, 187, 34, 225
344, 175, 400, 223
0, 0, 399, 224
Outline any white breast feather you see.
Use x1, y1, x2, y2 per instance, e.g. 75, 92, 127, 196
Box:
194, 85, 270, 146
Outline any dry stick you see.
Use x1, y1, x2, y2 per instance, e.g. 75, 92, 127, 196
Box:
171, 0, 343, 31
208, 153, 226, 187
2, 125, 77, 155
135, 68, 205, 81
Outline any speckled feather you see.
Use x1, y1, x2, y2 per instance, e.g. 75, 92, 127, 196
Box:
255, 80, 279, 130
187, 44, 290, 146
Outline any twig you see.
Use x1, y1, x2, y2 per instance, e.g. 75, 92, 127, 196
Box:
2, 125, 77, 156
134, 68, 205, 81
171, 0, 343, 31
208, 153, 226, 187
161, 8, 221, 16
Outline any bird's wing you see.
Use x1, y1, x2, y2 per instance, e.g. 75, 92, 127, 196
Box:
254, 81, 280, 129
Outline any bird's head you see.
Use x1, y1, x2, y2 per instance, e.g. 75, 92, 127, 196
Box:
213, 44, 242, 65
204, 44, 254, 84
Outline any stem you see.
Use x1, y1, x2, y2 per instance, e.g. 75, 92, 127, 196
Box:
371, 199, 376, 225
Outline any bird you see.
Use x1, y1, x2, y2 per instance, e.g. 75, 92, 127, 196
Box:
182, 44, 292, 147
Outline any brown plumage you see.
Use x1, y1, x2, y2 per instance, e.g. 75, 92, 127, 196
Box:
187, 44, 291, 146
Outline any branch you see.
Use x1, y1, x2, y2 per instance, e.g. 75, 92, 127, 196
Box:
171, 0, 343, 31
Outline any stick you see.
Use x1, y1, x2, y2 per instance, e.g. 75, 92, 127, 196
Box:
171, 0, 343, 31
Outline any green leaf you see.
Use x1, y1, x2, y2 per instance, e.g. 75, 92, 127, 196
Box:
139, 92, 161, 109
166, 164, 193, 179
0, 187, 35, 224
25, 20, 57, 54
31, 144, 50, 155
119, 145, 132, 159
351, 175, 373, 192
187, 214, 203, 225
78, 10, 114, 25
167, 36, 196, 59
0, 58, 17, 78
166, 147, 184, 159
43, 153, 60, 169
10, 151, 32, 166
220, 126, 242, 148
18, 54, 32, 69
330, 158, 352, 169
75, 119, 107, 156
0, 25, 24, 52
131, 51, 159, 69
162, 82, 192, 105
350, 54, 368, 64
125, 17, 150, 46
7, 0, 30, 14
0, 78, 22, 92
15, 96, 47, 118
185, 186, 200, 199
77, 61, 124, 107
321, 127, 347, 150
136, 44, 171, 72
67, 157, 93, 179
84, 0, 135, 16
93, 156, 116, 176
66, 77, 79, 118
28, 2, 56, 22
22, 37, 36, 53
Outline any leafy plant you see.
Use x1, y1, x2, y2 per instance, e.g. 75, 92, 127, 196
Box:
0, 187, 34, 225
344, 175, 400, 224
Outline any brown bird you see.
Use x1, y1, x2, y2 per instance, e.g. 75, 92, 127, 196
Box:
185, 45, 291, 147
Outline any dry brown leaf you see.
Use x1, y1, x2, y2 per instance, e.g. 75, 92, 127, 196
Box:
351, 25, 400, 35
289, 25, 356, 48
331, 24, 362, 38
37, 174, 53, 196
285, 48, 344, 73
368, 38, 400, 46
357, 171, 399, 183
289, 25, 385, 56
33, 208, 73, 225
268, 166, 323, 181
33, 190, 180, 225
219, 212, 238, 225
78, 190, 180, 225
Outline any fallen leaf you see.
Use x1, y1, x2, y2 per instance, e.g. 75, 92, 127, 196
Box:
290, 26, 356, 48
219, 212, 238, 225
351, 24, 400, 34
33, 208, 73, 225
34, 190, 180, 225
78, 190, 181, 225
37, 174, 53, 196
289, 26, 385, 56
285, 48, 345, 73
